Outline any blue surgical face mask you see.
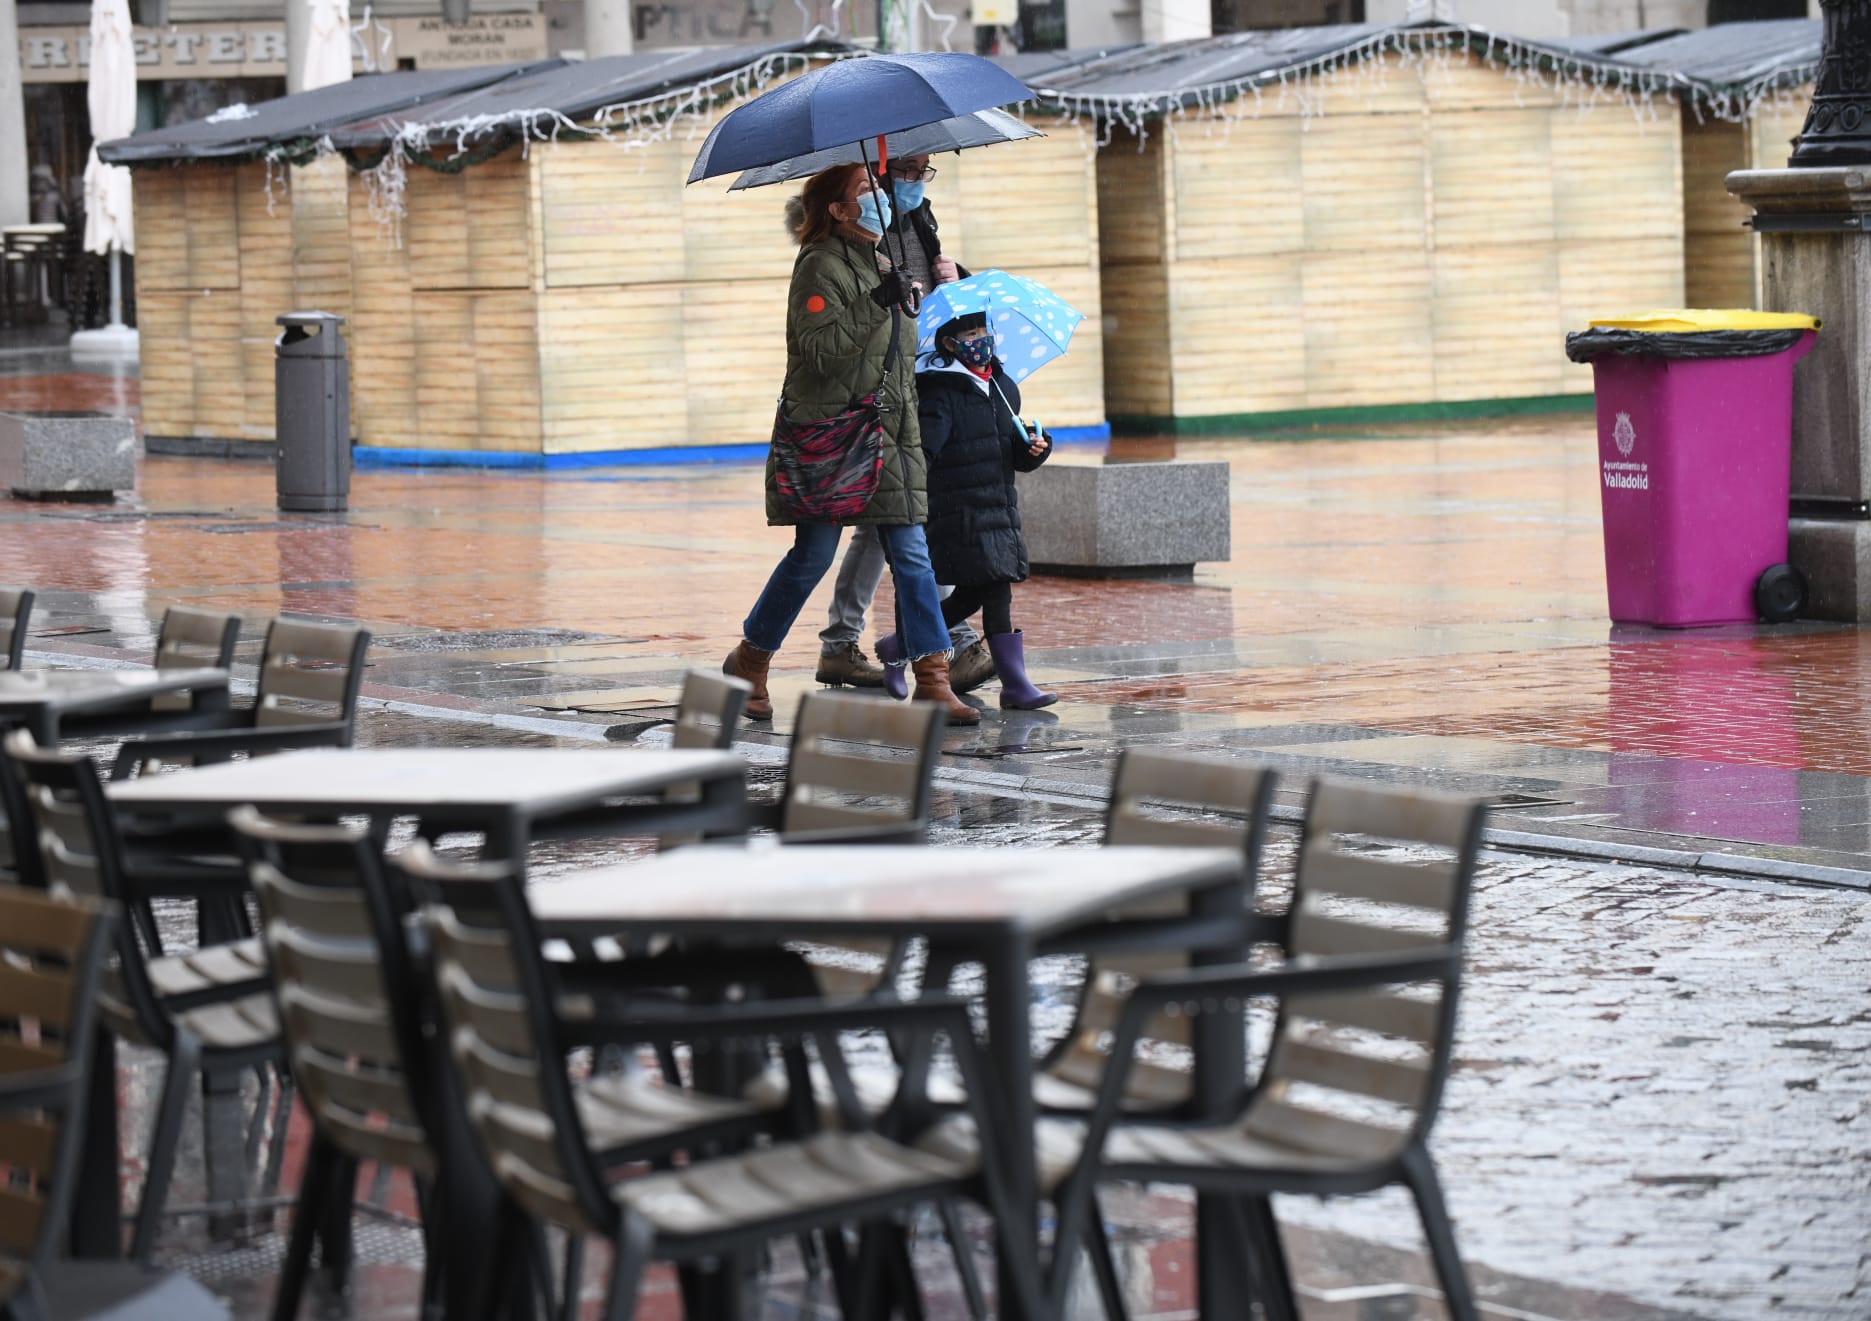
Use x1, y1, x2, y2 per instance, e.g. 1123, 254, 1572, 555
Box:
853, 188, 893, 239
892, 179, 925, 211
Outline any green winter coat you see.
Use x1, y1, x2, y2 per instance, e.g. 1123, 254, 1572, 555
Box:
767, 235, 925, 527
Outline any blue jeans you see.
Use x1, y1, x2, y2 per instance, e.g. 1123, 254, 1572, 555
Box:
818, 525, 982, 653
744, 524, 951, 660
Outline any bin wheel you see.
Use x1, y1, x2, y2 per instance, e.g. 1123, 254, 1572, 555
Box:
1755, 563, 1807, 623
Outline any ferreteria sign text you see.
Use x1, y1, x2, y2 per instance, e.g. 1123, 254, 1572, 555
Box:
18, 15, 547, 83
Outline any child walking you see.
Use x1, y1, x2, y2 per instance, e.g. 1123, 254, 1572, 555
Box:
877, 311, 1057, 710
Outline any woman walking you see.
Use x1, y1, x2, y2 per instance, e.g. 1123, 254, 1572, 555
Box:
724, 162, 978, 726
876, 311, 1057, 710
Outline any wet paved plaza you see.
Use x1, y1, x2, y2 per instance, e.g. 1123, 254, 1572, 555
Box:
3, 355, 1869, 1319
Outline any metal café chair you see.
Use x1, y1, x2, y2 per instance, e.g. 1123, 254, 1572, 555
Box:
672, 668, 750, 749
0, 588, 35, 671
234, 809, 449, 1319
109, 618, 371, 778
1034, 749, 1277, 1113
0, 885, 230, 1319
412, 841, 1045, 1321
149, 607, 244, 713
715, 691, 946, 997
1049, 778, 1489, 1321
6, 729, 288, 1263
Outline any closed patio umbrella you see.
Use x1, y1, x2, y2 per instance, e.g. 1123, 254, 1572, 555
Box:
72, 0, 138, 356
295, 0, 355, 93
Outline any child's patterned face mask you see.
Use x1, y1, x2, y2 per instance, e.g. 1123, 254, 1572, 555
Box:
952, 336, 995, 369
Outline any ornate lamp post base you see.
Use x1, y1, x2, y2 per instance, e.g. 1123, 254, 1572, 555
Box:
1790, 0, 1871, 168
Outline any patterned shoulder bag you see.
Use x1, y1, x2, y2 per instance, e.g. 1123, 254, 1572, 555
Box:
769, 254, 901, 522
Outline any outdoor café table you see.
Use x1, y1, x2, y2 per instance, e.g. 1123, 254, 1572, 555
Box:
0, 667, 231, 743
106, 746, 749, 858
80, 747, 746, 1271
528, 841, 1254, 1321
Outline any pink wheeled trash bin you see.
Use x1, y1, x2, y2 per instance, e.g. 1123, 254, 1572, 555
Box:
1565, 310, 1820, 628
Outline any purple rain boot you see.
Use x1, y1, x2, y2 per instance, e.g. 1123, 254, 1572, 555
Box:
874, 633, 910, 701
987, 631, 1057, 710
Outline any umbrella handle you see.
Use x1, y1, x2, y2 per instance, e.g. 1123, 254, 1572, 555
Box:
876, 134, 888, 176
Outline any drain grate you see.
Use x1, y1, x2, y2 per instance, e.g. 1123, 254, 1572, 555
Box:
1485, 792, 1571, 810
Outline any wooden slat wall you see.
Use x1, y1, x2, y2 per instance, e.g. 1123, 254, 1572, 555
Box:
1682, 118, 1753, 308
1553, 103, 1684, 392
405, 149, 532, 291
347, 171, 421, 450
233, 163, 293, 439
131, 164, 242, 439
522, 107, 1105, 452
412, 291, 542, 452
1097, 50, 1686, 422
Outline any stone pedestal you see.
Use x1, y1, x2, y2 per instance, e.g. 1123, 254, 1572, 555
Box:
1017, 460, 1230, 579
1727, 166, 1871, 618
0, 410, 137, 500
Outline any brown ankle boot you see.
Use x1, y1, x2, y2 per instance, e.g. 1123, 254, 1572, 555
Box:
911, 653, 979, 726
723, 641, 775, 720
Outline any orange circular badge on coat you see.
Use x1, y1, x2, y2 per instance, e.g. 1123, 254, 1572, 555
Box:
805, 295, 827, 313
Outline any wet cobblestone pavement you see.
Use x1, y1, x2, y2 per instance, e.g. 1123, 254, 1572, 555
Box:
3, 386, 1870, 1318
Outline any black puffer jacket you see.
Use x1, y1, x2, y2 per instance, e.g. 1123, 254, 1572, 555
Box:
917, 360, 1049, 586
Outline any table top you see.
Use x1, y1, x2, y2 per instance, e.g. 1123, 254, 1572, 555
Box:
0, 667, 228, 713
3, 224, 67, 235
528, 843, 1244, 940
108, 746, 745, 815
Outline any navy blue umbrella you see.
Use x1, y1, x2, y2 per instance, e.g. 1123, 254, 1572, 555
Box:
686, 52, 1035, 185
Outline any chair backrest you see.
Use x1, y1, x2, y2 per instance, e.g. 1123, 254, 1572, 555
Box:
672, 670, 749, 750
1242, 778, 1485, 1164
1051, 751, 1276, 1098
402, 843, 615, 1240
254, 619, 371, 732
0, 587, 34, 670
4, 728, 171, 1046
234, 809, 439, 1177
779, 692, 944, 836
155, 607, 242, 672
0, 742, 44, 889
0, 886, 116, 1304
151, 607, 244, 713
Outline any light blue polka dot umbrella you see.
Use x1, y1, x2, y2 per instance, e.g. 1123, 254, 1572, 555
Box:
915, 270, 1083, 384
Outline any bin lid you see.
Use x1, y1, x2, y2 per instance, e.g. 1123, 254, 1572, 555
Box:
1589, 308, 1821, 333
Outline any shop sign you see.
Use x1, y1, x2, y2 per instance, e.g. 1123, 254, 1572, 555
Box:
17, 14, 547, 84
394, 14, 548, 68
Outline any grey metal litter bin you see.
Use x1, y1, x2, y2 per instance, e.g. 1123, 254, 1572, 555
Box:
274, 310, 351, 512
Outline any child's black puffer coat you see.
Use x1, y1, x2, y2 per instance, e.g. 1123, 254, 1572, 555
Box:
916, 360, 1050, 586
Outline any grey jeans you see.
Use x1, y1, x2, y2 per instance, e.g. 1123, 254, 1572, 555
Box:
819, 524, 981, 653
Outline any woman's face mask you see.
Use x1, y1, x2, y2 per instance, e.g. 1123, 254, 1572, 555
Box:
850, 187, 893, 239
949, 334, 995, 369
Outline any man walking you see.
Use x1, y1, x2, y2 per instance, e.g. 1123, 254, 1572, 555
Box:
815, 153, 997, 693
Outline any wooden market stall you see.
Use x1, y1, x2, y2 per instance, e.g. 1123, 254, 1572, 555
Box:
102, 65, 553, 453
319, 47, 1105, 463
1609, 20, 1820, 310
1044, 26, 1697, 431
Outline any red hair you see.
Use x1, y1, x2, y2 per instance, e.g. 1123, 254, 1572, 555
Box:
787, 162, 868, 246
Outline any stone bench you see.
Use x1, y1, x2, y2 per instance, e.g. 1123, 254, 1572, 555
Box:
1016, 459, 1231, 579
0, 410, 137, 501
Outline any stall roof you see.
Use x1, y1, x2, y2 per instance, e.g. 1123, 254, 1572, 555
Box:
323, 40, 845, 149
991, 47, 1140, 83
1603, 19, 1820, 94
98, 63, 560, 164
1543, 28, 1686, 57
1025, 24, 1389, 101
1016, 21, 1814, 121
